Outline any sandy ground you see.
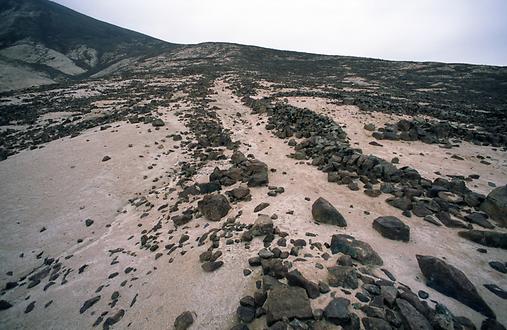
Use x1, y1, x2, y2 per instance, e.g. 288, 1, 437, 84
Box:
285, 97, 507, 195
211, 81, 507, 326
0, 78, 506, 329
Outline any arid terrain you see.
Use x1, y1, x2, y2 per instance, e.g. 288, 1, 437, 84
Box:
1, 1, 507, 330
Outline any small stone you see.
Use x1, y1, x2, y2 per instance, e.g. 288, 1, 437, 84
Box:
489, 261, 507, 274
418, 290, 429, 299
324, 297, 351, 325
80, 295, 101, 314
254, 202, 270, 212
201, 261, 224, 272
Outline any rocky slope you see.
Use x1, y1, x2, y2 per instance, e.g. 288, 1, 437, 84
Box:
0, 2, 507, 330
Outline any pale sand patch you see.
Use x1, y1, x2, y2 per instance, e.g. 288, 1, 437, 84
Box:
0, 79, 505, 329
286, 96, 507, 195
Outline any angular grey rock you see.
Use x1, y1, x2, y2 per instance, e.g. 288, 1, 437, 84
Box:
245, 159, 269, 187
464, 212, 495, 229
458, 230, 507, 249
286, 269, 320, 299
254, 202, 270, 212
197, 194, 231, 221
251, 214, 274, 236
396, 299, 432, 330
201, 261, 224, 272
103, 309, 125, 329
312, 197, 347, 227
328, 266, 358, 289
237, 305, 256, 323
324, 297, 351, 325
362, 317, 393, 330
480, 185, 507, 227
264, 286, 313, 325
79, 295, 100, 314
330, 234, 383, 265
416, 255, 495, 318
372, 216, 410, 242
174, 311, 194, 330
151, 118, 165, 127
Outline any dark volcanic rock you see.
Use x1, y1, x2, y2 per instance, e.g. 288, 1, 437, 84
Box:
387, 197, 412, 211
416, 255, 495, 318
174, 311, 194, 330
464, 212, 495, 229
226, 186, 251, 202
264, 286, 313, 325
372, 216, 410, 242
484, 284, 507, 299
324, 297, 351, 325
197, 194, 231, 221
482, 318, 507, 330
480, 185, 507, 227
151, 118, 165, 127
79, 295, 100, 314
458, 230, 507, 249
396, 298, 432, 330
254, 202, 270, 212
250, 214, 274, 236
489, 261, 507, 274
286, 269, 320, 299
362, 317, 393, 330
0, 300, 13, 310
312, 197, 347, 227
330, 234, 383, 265
245, 159, 269, 187
201, 261, 224, 272
328, 266, 358, 289
237, 305, 256, 323
103, 309, 125, 329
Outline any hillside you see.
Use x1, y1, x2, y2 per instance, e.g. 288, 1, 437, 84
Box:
0, 0, 176, 91
0, 1, 507, 330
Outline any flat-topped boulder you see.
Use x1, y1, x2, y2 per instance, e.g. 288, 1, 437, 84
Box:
330, 234, 383, 266
264, 286, 313, 325
372, 216, 410, 242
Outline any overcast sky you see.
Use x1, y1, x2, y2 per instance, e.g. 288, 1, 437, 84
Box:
53, 0, 507, 66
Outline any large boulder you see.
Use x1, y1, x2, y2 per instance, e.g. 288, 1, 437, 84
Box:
250, 214, 274, 236
416, 255, 495, 318
372, 216, 410, 242
324, 298, 351, 325
396, 299, 432, 330
480, 185, 507, 227
244, 159, 269, 187
312, 197, 347, 227
458, 230, 507, 249
151, 118, 165, 127
286, 269, 320, 299
264, 286, 313, 325
330, 234, 383, 266
328, 266, 358, 289
197, 194, 231, 221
